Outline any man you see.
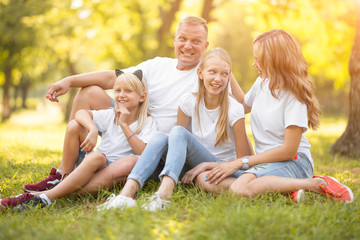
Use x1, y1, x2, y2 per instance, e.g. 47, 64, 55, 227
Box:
24, 15, 244, 194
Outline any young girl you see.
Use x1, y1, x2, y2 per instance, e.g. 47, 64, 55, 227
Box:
1, 70, 157, 212
97, 48, 253, 211
196, 29, 353, 203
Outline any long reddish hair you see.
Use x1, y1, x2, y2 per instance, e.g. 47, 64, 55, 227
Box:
254, 29, 321, 130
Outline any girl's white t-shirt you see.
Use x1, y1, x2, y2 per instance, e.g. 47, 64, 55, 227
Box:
123, 57, 199, 134
92, 109, 156, 163
244, 77, 313, 167
179, 92, 245, 161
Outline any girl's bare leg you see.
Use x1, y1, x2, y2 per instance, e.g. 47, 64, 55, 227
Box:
78, 156, 138, 194
58, 120, 88, 176
45, 152, 107, 201
156, 176, 176, 199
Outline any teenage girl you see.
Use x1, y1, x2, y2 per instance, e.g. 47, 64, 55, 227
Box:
197, 30, 353, 203
1, 70, 157, 211
97, 48, 253, 211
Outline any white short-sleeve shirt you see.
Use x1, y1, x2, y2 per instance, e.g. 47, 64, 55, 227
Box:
244, 77, 313, 167
179, 92, 245, 161
92, 109, 156, 163
122, 57, 199, 134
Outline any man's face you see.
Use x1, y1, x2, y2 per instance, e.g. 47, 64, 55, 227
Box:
174, 23, 209, 71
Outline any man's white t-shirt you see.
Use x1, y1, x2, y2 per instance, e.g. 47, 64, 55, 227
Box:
92, 109, 156, 163
244, 77, 313, 167
179, 92, 245, 161
122, 57, 199, 134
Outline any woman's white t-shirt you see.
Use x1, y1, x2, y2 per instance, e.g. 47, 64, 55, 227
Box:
179, 92, 245, 161
92, 109, 156, 163
244, 77, 313, 167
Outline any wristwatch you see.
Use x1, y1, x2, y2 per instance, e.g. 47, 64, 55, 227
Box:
241, 156, 250, 170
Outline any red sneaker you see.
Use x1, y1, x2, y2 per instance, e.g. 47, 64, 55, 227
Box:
1, 192, 35, 208
290, 189, 305, 203
314, 176, 354, 203
24, 168, 61, 192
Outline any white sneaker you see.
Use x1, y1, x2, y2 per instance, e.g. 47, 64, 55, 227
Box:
141, 192, 170, 212
97, 194, 136, 211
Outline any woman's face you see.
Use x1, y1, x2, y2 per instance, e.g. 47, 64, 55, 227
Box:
252, 43, 265, 78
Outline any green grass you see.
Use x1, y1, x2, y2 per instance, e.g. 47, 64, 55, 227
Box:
1, 105, 359, 240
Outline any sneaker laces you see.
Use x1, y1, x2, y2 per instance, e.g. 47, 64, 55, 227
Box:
97, 194, 116, 210
143, 192, 169, 211
320, 185, 342, 198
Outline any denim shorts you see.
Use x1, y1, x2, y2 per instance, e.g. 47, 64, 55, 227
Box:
239, 152, 313, 179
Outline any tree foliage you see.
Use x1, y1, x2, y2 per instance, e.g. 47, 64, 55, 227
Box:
0, 0, 358, 122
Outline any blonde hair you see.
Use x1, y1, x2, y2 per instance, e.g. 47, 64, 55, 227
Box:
176, 16, 208, 40
195, 48, 232, 146
113, 72, 149, 133
254, 29, 321, 130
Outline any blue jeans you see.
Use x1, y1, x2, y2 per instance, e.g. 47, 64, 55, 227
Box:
128, 126, 242, 188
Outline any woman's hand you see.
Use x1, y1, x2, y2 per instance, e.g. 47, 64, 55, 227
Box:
181, 162, 209, 185
80, 129, 98, 153
206, 160, 240, 185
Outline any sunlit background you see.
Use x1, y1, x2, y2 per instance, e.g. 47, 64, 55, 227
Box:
0, 0, 358, 122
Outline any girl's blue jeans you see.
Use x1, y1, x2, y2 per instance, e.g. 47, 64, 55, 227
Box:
127, 126, 225, 187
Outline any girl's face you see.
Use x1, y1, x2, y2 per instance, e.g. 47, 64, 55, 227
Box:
113, 80, 145, 111
198, 56, 231, 96
252, 43, 265, 78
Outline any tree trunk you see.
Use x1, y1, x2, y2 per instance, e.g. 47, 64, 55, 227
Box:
330, 5, 360, 158
63, 57, 78, 122
157, 0, 183, 56
13, 84, 20, 111
2, 66, 12, 121
21, 81, 30, 109
201, 0, 214, 22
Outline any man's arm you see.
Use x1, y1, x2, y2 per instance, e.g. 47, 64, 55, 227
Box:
47, 70, 117, 102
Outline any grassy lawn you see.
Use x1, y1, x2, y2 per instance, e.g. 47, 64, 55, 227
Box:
1, 105, 359, 240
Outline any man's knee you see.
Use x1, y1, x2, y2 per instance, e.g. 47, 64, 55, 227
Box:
67, 119, 82, 133
74, 86, 111, 110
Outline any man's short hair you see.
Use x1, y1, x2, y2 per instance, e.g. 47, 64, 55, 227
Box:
176, 16, 208, 39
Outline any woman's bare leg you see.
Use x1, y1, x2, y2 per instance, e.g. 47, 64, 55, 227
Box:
229, 174, 325, 198
195, 171, 237, 193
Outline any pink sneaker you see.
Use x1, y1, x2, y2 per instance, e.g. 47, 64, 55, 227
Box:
290, 189, 305, 203
1, 192, 35, 209
314, 176, 354, 203
24, 168, 61, 192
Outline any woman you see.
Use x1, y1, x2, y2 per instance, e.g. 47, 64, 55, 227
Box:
196, 29, 353, 203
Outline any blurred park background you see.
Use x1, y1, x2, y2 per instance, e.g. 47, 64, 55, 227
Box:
1, 0, 359, 157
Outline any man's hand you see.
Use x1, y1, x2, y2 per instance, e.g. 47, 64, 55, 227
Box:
46, 80, 71, 103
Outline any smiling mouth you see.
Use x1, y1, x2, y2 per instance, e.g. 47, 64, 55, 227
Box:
210, 82, 222, 89
181, 51, 193, 56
